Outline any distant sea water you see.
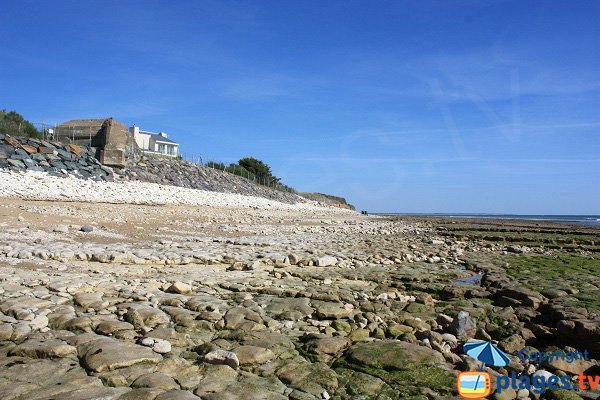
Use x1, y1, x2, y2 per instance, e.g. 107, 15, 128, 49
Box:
376, 213, 600, 226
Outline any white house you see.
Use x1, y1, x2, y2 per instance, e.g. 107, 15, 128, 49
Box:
130, 125, 179, 157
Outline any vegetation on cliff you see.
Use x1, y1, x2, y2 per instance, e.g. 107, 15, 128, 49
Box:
206, 157, 296, 193
299, 192, 355, 210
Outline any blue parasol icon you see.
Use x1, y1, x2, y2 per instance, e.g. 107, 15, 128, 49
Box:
464, 341, 511, 370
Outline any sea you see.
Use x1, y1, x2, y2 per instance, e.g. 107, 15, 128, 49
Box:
376, 214, 600, 226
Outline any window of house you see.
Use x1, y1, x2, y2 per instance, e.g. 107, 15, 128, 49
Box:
158, 144, 165, 153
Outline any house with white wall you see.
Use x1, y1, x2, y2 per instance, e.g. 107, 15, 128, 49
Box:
130, 125, 179, 157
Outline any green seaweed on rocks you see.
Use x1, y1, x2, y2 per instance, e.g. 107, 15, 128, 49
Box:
334, 341, 456, 398
495, 254, 600, 311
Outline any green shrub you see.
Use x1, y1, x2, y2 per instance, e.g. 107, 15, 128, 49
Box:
205, 157, 296, 192
0, 109, 41, 138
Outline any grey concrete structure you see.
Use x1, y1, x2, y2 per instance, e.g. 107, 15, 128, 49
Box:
54, 118, 107, 147
54, 118, 140, 168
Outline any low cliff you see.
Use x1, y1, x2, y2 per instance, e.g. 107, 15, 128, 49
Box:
298, 192, 355, 210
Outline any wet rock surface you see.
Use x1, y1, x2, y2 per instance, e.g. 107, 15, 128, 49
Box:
0, 196, 599, 399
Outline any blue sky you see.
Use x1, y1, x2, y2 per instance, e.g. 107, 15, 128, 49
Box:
1, 0, 599, 213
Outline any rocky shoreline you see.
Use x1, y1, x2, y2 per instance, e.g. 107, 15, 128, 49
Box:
0, 192, 598, 399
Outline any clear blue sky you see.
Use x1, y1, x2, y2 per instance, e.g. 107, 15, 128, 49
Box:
2, 1, 599, 213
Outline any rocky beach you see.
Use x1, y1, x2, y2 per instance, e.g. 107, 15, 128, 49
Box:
0, 170, 597, 400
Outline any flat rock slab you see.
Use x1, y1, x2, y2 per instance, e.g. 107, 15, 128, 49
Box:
42, 387, 130, 400
96, 320, 135, 335
76, 334, 163, 373
119, 388, 166, 400
9, 338, 77, 359
232, 345, 275, 366
345, 340, 447, 370
305, 336, 350, 356
202, 382, 286, 400
132, 372, 180, 391
312, 300, 352, 319
264, 297, 313, 319
73, 292, 106, 309
277, 361, 338, 397
155, 390, 202, 400
0, 357, 108, 400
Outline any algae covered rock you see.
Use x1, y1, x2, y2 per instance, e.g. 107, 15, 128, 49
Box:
335, 367, 398, 399
545, 389, 585, 400
345, 340, 446, 369
338, 340, 456, 398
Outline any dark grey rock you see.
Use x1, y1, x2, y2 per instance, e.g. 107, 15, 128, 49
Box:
50, 161, 67, 170
64, 161, 79, 170
32, 153, 46, 162
80, 226, 94, 233
56, 149, 72, 160
23, 159, 37, 168
0, 144, 14, 156
7, 159, 25, 169
452, 311, 477, 340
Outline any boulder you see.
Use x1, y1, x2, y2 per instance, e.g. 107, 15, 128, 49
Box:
317, 256, 338, 267
232, 345, 275, 366
451, 311, 477, 340
167, 282, 192, 294
204, 349, 240, 369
